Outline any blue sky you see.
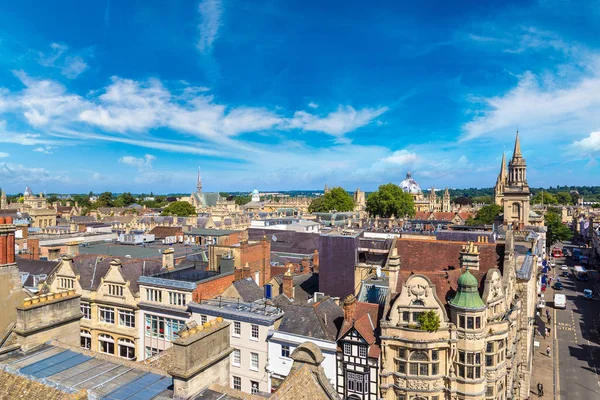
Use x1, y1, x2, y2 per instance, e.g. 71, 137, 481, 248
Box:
0, 0, 599, 194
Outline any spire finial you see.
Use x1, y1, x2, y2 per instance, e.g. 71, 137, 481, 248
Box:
513, 130, 522, 158
197, 167, 202, 193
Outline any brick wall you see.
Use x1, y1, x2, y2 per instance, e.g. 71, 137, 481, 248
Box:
193, 272, 236, 301
239, 238, 271, 286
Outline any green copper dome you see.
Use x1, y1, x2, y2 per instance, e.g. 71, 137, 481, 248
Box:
450, 268, 485, 310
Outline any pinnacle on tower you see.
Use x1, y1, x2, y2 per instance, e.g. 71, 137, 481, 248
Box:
512, 131, 522, 160
196, 167, 203, 193
499, 152, 507, 179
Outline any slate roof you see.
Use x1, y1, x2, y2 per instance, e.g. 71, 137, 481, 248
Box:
271, 273, 319, 304
248, 228, 319, 255
274, 297, 343, 341
70, 216, 96, 224
71, 254, 164, 294
233, 278, 264, 302
15, 257, 61, 287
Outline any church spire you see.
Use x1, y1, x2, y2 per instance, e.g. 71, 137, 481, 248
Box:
512, 131, 522, 160
196, 168, 202, 194
500, 152, 507, 180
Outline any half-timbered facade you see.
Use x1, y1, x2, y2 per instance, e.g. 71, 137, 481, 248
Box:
337, 295, 380, 400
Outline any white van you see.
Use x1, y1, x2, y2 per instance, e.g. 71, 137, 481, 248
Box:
554, 293, 566, 309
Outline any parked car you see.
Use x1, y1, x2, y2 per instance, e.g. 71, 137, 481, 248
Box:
537, 299, 546, 309
562, 270, 569, 277
554, 293, 567, 309
583, 289, 594, 300
554, 282, 564, 290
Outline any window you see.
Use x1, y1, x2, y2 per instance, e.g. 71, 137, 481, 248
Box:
358, 345, 367, 358
251, 324, 259, 339
467, 317, 474, 329
168, 291, 186, 306
486, 355, 494, 367
475, 316, 481, 329
233, 376, 241, 391
80, 329, 91, 349
145, 346, 160, 358
98, 334, 114, 354
432, 349, 439, 361
396, 395, 406, 400
412, 312, 423, 323
344, 343, 351, 355
144, 314, 186, 341
58, 277, 74, 290
108, 284, 124, 297
486, 386, 494, 397
456, 351, 482, 379
118, 309, 135, 328
486, 342, 494, 352
251, 381, 259, 395
201, 315, 207, 324
347, 371, 367, 393
98, 306, 115, 324
118, 338, 135, 360
409, 351, 428, 376
232, 349, 241, 366
459, 315, 465, 328
396, 360, 405, 374
250, 352, 259, 370
402, 311, 410, 322
146, 288, 162, 302
81, 302, 91, 319
233, 321, 241, 336
281, 345, 290, 358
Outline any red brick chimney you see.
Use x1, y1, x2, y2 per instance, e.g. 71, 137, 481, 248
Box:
242, 262, 251, 279
282, 269, 294, 299
301, 258, 310, 274
343, 294, 357, 322
312, 249, 319, 273
0, 216, 16, 266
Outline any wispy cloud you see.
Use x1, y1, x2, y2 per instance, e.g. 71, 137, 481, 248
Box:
33, 146, 56, 154
0, 162, 69, 184
37, 43, 89, 79
197, 0, 223, 54
119, 154, 156, 168
0, 152, 9, 158
570, 131, 600, 154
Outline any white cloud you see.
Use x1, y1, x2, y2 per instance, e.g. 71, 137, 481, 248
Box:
33, 146, 56, 154
38, 43, 89, 79
197, 0, 223, 54
570, 131, 600, 153
119, 154, 156, 168
91, 172, 103, 180
0, 162, 68, 184
287, 105, 389, 139
308, 102, 318, 109
378, 149, 418, 166
0, 152, 9, 158
462, 66, 600, 141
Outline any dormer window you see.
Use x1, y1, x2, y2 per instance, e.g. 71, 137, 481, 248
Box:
108, 284, 124, 297
58, 277, 74, 290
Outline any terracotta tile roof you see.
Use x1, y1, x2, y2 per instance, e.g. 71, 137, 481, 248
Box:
148, 226, 182, 239
414, 211, 431, 220
432, 212, 455, 221
338, 301, 381, 358
458, 211, 473, 221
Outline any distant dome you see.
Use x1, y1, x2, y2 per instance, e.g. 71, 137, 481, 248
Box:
252, 189, 259, 195
24, 186, 33, 196
399, 172, 421, 194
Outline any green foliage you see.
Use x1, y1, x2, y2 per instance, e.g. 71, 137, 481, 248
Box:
454, 196, 472, 206
545, 210, 572, 246
418, 311, 441, 332
96, 192, 114, 207
365, 183, 415, 218
472, 195, 493, 204
234, 195, 252, 206
531, 191, 558, 205
161, 201, 197, 216
308, 187, 355, 213
592, 203, 600, 209
219, 192, 230, 198
555, 191, 572, 205
46, 194, 59, 204
112, 192, 137, 207
467, 204, 502, 225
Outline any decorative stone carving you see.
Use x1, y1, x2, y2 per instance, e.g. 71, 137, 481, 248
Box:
409, 284, 429, 300
457, 332, 487, 340
394, 376, 406, 388
407, 380, 429, 390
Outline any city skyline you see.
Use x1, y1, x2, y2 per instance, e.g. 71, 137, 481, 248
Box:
0, 0, 599, 193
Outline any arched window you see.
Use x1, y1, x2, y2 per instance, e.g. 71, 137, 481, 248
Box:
411, 299, 425, 306
409, 351, 432, 376
512, 203, 521, 220
98, 334, 114, 355
80, 329, 91, 349
118, 338, 136, 360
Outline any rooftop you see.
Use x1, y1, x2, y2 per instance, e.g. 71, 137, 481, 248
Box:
188, 298, 284, 324
78, 242, 200, 260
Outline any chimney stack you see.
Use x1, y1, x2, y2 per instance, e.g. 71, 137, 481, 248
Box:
162, 247, 175, 270
242, 262, 251, 279
387, 246, 401, 294
343, 294, 357, 322
283, 268, 295, 299
0, 217, 16, 266
460, 241, 480, 271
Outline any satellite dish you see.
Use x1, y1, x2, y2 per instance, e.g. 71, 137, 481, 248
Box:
376, 266, 382, 278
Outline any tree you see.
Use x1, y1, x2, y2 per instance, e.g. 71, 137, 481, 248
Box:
531, 191, 558, 205
467, 204, 502, 225
96, 192, 114, 207
472, 195, 492, 204
46, 194, 59, 204
161, 201, 197, 216
115, 192, 136, 207
234, 195, 252, 206
545, 210, 572, 246
308, 187, 355, 213
555, 191, 572, 205
454, 196, 472, 206
365, 183, 415, 218
418, 310, 441, 332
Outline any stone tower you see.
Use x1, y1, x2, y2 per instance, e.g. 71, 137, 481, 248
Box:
493, 152, 507, 206
442, 187, 451, 212
502, 132, 531, 229
196, 168, 203, 194
428, 187, 437, 211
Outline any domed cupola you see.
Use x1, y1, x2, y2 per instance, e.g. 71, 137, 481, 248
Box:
399, 171, 422, 195
450, 268, 485, 310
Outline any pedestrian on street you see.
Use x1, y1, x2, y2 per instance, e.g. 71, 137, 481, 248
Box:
546, 309, 550, 320
544, 327, 549, 338
537, 382, 544, 397
547, 315, 551, 324
546, 345, 551, 357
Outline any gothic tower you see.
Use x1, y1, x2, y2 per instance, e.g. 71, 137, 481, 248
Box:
493, 152, 507, 206
428, 187, 437, 212
502, 132, 531, 229
442, 188, 451, 212
196, 168, 203, 194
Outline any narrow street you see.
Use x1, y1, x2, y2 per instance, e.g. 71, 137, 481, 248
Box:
553, 242, 600, 399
